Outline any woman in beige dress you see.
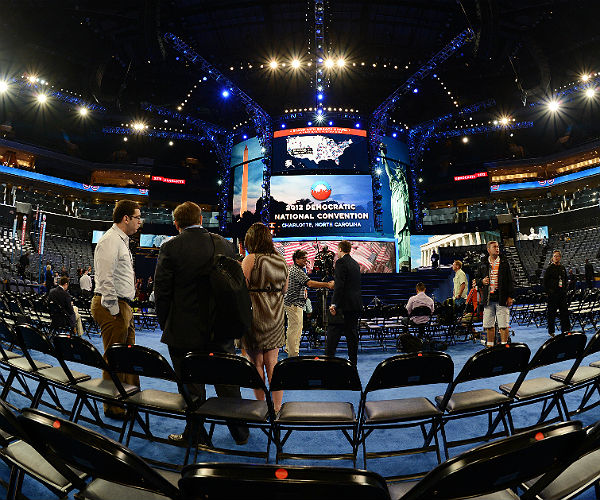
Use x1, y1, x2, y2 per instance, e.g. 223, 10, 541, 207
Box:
241, 223, 288, 411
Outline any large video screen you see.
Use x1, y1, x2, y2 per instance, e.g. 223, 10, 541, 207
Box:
270, 174, 374, 237
230, 136, 263, 168
140, 234, 174, 248
517, 225, 548, 241
232, 160, 263, 217
274, 239, 396, 273
272, 127, 369, 173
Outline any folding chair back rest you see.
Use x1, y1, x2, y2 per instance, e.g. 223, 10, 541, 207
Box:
270, 356, 362, 392
527, 332, 587, 370
19, 408, 180, 499
105, 344, 178, 382
0, 398, 24, 445
0, 321, 17, 345
15, 324, 54, 357
181, 352, 267, 391
401, 421, 585, 500
563, 329, 600, 383
409, 306, 432, 318
53, 334, 110, 371
48, 301, 71, 329
179, 462, 391, 500
455, 343, 530, 385
365, 351, 454, 394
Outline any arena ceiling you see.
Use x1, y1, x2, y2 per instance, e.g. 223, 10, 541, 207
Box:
1, 1, 600, 169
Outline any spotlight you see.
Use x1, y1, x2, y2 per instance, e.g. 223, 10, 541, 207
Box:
242, 134, 248, 140
581, 74, 590, 82
418, 177, 423, 183
412, 88, 419, 93
36, 93, 47, 104
317, 93, 323, 100
78, 107, 88, 117
27, 75, 36, 83
315, 114, 325, 123
132, 122, 146, 131
307, 121, 312, 126
123, 137, 128, 142
499, 116, 510, 126
168, 141, 174, 146
0, 81, 8, 93
281, 123, 286, 129
269, 60, 278, 69
316, 108, 323, 115
291, 59, 301, 69
586, 88, 596, 98
355, 123, 361, 128
336, 58, 345, 68
324, 58, 334, 69
392, 132, 397, 138
375, 168, 382, 175
328, 121, 333, 126
217, 180, 222, 185
221, 89, 230, 98
317, 85, 323, 91
548, 100, 560, 112
462, 136, 469, 143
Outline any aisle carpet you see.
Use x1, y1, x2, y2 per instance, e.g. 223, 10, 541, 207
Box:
4, 323, 600, 499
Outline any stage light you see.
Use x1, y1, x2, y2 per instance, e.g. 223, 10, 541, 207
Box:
291, 59, 301, 69
202, 76, 207, 81
36, 93, 47, 104
217, 180, 222, 185
392, 132, 397, 138
168, 141, 174, 146
355, 123, 361, 128
315, 114, 325, 123
123, 137, 128, 142
132, 122, 146, 131
375, 168, 382, 175
324, 58, 334, 69
221, 89, 230, 98
78, 107, 88, 117
242, 134, 248, 140
307, 121, 312, 126
499, 116, 510, 126
462, 136, 469, 143
0, 81, 8, 93
581, 74, 590, 82
328, 121, 333, 126
586, 88, 596, 98
27, 75, 36, 83
412, 88, 419, 93
317, 93, 323, 100
281, 123, 286, 129
317, 108, 323, 115
548, 100, 560, 112
336, 58, 345, 68
418, 177, 423, 183
269, 60, 278, 69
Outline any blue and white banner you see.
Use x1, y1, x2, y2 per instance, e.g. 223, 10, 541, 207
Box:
491, 164, 600, 192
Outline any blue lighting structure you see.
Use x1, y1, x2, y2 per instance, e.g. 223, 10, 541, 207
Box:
528, 75, 600, 108
433, 120, 534, 139
103, 126, 212, 143
221, 89, 230, 98
14, 77, 106, 112
368, 28, 475, 231
164, 33, 273, 229
314, 0, 328, 115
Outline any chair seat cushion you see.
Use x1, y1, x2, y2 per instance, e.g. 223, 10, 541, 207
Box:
82, 468, 179, 500
3, 350, 21, 360
551, 366, 600, 385
127, 389, 187, 412
197, 397, 269, 422
277, 401, 355, 423
435, 389, 509, 413
38, 366, 90, 384
387, 481, 518, 500
76, 378, 138, 399
365, 397, 441, 423
3, 440, 86, 492
7, 357, 51, 373
588, 360, 600, 368
499, 377, 565, 399
522, 448, 600, 500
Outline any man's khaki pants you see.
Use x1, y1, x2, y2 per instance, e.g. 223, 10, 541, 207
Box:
285, 305, 304, 357
91, 296, 140, 414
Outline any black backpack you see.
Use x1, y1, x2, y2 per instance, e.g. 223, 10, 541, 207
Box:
208, 235, 252, 340
397, 333, 423, 353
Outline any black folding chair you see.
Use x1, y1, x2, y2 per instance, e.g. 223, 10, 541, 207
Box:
499, 332, 587, 431
434, 342, 531, 458
181, 351, 276, 464
105, 344, 196, 457
388, 421, 585, 500
179, 462, 391, 500
0, 398, 86, 500
19, 407, 181, 500
358, 351, 454, 479
270, 356, 362, 465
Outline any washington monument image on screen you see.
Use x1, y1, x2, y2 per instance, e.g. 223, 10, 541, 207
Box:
381, 153, 410, 265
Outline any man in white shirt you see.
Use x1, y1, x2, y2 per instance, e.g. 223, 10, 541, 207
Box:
91, 200, 142, 419
406, 282, 435, 338
452, 260, 468, 306
79, 268, 92, 294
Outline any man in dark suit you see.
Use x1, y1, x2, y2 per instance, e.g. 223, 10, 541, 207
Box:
154, 201, 249, 445
326, 240, 362, 365
48, 276, 78, 333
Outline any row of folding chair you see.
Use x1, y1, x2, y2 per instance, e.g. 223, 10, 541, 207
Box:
1, 401, 600, 500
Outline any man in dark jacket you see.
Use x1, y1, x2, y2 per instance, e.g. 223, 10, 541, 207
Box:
585, 259, 595, 289
326, 240, 362, 365
154, 201, 249, 446
48, 276, 78, 333
476, 240, 515, 347
543, 250, 570, 337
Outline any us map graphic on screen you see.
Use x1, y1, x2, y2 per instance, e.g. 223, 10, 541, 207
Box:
272, 127, 369, 173
270, 174, 374, 236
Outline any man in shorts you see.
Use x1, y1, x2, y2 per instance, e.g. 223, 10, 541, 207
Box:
476, 241, 515, 347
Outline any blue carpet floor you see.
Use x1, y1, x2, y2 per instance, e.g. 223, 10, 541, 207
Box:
4, 323, 600, 499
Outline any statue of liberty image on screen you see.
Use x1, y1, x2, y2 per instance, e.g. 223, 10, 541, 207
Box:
379, 143, 410, 265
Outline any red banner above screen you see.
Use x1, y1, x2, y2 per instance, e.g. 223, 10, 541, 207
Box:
151, 176, 186, 185
454, 172, 488, 182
